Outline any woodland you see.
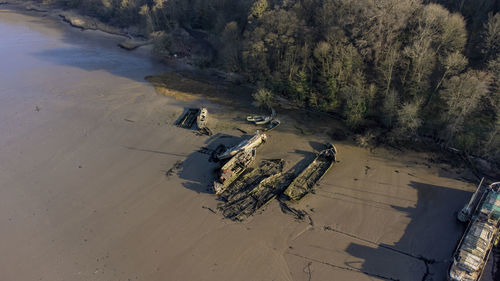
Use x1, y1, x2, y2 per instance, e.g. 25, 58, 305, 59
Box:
45, 0, 500, 163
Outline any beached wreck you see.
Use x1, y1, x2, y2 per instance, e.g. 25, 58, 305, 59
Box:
176, 108, 199, 128
197, 107, 208, 129
218, 160, 291, 221
219, 159, 284, 201
448, 181, 500, 281
222, 173, 292, 221
217, 131, 267, 160
283, 144, 337, 201
213, 148, 256, 195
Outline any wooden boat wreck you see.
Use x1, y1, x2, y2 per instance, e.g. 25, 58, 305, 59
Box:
448, 181, 500, 281
221, 171, 291, 221
213, 148, 256, 195
283, 144, 337, 201
217, 131, 267, 160
176, 108, 199, 128
218, 159, 285, 202
196, 107, 208, 129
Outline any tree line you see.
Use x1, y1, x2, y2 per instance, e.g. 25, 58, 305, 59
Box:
46, 0, 500, 162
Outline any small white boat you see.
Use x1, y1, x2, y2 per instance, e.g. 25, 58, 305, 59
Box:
265, 119, 280, 131
247, 108, 276, 125
217, 131, 267, 160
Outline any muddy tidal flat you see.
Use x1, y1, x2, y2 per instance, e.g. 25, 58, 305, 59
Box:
0, 8, 493, 281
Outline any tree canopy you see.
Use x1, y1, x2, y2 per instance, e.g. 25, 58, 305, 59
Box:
46, 0, 500, 162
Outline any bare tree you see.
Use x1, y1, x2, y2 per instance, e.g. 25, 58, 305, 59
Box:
440, 71, 492, 142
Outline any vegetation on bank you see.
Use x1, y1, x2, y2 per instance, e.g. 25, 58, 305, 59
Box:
42, 0, 499, 163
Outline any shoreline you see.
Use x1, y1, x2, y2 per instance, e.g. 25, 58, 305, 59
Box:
2, 0, 153, 50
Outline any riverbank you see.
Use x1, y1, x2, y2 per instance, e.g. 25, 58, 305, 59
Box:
1, 0, 153, 50
3, 0, 499, 182
0, 7, 497, 281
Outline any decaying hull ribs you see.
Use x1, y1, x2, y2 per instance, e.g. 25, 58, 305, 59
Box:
213, 148, 256, 195
283, 145, 337, 201
218, 159, 285, 202
217, 131, 267, 160
219, 161, 292, 221
176, 108, 199, 129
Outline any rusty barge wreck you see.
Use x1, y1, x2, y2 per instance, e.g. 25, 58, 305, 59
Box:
449, 181, 500, 281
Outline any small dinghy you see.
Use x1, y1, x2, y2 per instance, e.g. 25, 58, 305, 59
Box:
247, 108, 276, 125
265, 119, 280, 131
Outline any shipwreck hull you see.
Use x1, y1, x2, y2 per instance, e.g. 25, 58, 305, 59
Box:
213, 149, 256, 194
176, 108, 199, 129
283, 148, 336, 201
219, 159, 284, 202
218, 159, 288, 221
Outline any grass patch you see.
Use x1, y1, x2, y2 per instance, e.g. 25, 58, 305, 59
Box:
145, 72, 218, 101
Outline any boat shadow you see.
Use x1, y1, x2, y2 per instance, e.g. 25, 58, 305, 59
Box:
177, 132, 243, 194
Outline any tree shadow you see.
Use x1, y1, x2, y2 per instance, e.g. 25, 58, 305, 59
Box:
343, 181, 471, 280
124, 146, 188, 157
309, 141, 328, 152
288, 149, 317, 174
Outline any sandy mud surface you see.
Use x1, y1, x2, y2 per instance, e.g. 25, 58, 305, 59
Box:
0, 9, 493, 281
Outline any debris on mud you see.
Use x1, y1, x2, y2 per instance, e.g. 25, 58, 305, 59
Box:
202, 206, 217, 214
279, 199, 309, 221
196, 127, 213, 136
236, 128, 247, 134
166, 160, 183, 178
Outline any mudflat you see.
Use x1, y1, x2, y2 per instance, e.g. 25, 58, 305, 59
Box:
0, 9, 483, 281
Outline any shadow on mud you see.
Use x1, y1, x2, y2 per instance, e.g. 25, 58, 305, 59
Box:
174, 132, 241, 194
341, 181, 470, 280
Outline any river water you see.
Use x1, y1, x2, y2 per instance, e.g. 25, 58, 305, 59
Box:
0, 10, 189, 281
